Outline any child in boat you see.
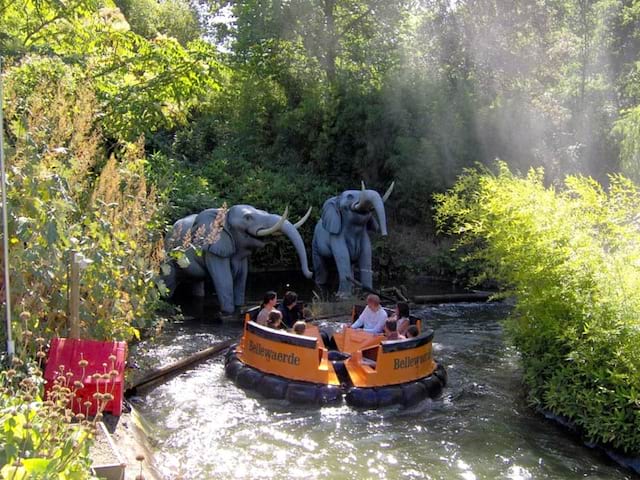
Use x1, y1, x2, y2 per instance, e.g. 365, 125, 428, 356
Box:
393, 302, 411, 337
350, 294, 387, 334
293, 321, 306, 335
384, 320, 404, 341
406, 325, 419, 338
257, 291, 277, 325
267, 310, 285, 330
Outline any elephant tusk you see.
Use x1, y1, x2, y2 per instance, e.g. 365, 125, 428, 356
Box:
361, 181, 366, 191
256, 206, 289, 236
293, 206, 312, 229
382, 181, 395, 202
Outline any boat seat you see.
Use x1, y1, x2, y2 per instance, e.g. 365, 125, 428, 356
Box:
328, 351, 351, 361
361, 357, 376, 368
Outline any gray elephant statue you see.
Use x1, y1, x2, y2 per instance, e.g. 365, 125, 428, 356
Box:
162, 204, 313, 313
312, 182, 394, 297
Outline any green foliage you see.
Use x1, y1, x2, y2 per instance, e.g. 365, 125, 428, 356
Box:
1, 0, 220, 142
614, 105, 640, 182
114, 0, 202, 45
0, 344, 96, 479
435, 163, 640, 453
2, 72, 162, 342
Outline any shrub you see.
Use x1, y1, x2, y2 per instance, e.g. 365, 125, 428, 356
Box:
1, 69, 161, 343
0, 313, 121, 479
434, 162, 640, 453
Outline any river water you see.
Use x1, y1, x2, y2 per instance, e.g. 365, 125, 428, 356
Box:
131, 297, 632, 479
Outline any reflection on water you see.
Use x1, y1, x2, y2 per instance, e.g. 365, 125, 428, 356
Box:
133, 303, 631, 479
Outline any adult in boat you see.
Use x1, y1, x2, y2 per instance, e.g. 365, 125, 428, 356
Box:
350, 294, 387, 334
257, 291, 277, 326
278, 291, 303, 328
393, 302, 411, 337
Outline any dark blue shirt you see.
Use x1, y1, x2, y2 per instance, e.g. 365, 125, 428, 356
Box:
278, 303, 302, 329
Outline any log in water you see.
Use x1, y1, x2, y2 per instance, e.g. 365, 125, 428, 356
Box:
126, 339, 235, 395
412, 291, 495, 304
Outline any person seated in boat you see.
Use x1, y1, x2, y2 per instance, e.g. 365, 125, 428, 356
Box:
405, 325, 419, 339
267, 310, 285, 330
350, 294, 387, 334
293, 320, 307, 335
257, 291, 277, 326
383, 320, 404, 341
392, 302, 411, 337
278, 290, 303, 329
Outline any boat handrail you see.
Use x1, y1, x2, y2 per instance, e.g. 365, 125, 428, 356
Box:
380, 330, 434, 353
245, 320, 318, 349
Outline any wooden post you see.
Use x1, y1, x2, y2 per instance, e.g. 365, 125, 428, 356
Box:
69, 251, 80, 339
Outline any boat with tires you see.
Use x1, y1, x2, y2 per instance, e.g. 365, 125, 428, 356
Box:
224, 305, 447, 408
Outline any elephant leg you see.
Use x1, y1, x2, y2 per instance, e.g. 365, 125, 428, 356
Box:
232, 257, 248, 307
190, 281, 205, 297
330, 237, 353, 296
161, 263, 179, 297
204, 252, 235, 314
312, 244, 330, 286
358, 234, 373, 290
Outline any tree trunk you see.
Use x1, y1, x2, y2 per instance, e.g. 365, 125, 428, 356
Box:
323, 0, 337, 85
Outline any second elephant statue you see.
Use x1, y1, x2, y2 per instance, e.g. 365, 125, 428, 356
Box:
312, 182, 394, 297
162, 204, 312, 313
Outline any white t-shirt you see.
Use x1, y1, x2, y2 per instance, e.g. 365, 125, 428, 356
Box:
256, 307, 272, 325
351, 306, 387, 333
397, 316, 410, 335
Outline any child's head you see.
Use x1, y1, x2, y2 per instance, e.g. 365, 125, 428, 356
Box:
267, 310, 283, 328
406, 325, 419, 338
293, 321, 306, 335
384, 320, 398, 335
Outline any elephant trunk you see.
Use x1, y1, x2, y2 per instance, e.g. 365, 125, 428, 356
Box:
280, 219, 313, 279
354, 189, 374, 212
371, 192, 388, 236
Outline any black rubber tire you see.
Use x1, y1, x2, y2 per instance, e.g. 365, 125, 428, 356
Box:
401, 381, 427, 406
236, 367, 263, 389
421, 375, 443, 398
375, 385, 404, 407
318, 385, 343, 406
434, 363, 447, 386
345, 387, 378, 409
286, 382, 320, 404
224, 344, 237, 363
224, 358, 243, 381
255, 374, 288, 400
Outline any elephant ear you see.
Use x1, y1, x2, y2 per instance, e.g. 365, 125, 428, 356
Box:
367, 215, 380, 233
321, 198, 342, 234
207, 225, 236, 258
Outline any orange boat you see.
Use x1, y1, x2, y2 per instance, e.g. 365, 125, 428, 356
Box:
224, 305, 447, 408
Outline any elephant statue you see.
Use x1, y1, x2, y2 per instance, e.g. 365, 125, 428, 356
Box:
312, 182, 394, 297
162, 204, 313, 313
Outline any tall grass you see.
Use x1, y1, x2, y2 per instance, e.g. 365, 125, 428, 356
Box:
1, 69, 162, 344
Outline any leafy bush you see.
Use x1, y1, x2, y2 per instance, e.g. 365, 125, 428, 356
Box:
1, 0, 219, 142
434, 163, 640, 453
2, 70, 161, 342
0, 314, 113, 479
